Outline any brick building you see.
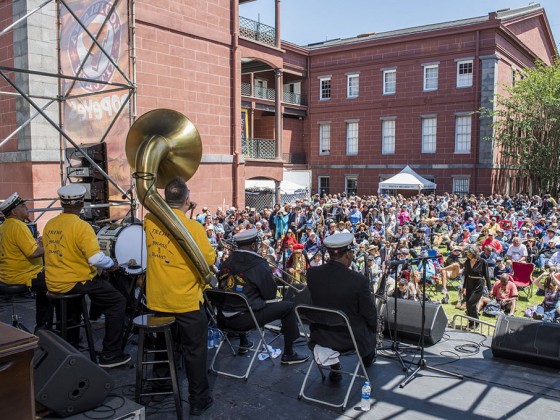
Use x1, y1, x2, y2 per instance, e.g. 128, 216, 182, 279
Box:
0, 1, 557, 223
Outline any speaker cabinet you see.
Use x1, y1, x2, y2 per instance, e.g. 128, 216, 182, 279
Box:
384, 299, 448, 345
492, 314, 560, 368
33, 330, 114, 417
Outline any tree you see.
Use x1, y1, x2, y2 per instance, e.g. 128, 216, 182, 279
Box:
486, 59, 560, 195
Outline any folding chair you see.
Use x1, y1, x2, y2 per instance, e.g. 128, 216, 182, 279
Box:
295, 304, 371, 411
511, 261, 534, 299
204, 289, 274, 381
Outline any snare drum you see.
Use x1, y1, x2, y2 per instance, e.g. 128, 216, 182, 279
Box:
97, 224, 147, 275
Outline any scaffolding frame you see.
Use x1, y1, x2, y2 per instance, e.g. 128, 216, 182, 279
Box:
0, 0, 136, 222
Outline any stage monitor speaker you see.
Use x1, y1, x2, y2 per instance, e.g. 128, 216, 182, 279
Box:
384, 299, 448, 345
491, 314, 560, 368
33, 330, 114, 418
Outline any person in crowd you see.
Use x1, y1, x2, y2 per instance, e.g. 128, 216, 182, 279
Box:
43, 185, 128, 368
481, 231, 503, 254
217, 228, 309, 365
506, 236, 528, 262
461, 244, 492, 329
477, 273, 518, 316
388, 277, 416, 300
143, 177, 216, 415
532, 270, 560, 322
480, 245, 499, 268
0, 192, 49, 330
307, 233, 377, 381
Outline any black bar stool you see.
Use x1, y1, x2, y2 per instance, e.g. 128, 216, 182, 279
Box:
134, 314, 182, 419
46, 292, 97, 363
0, 281, 31, 332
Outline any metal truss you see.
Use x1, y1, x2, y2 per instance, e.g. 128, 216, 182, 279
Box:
0, 0, 136, 220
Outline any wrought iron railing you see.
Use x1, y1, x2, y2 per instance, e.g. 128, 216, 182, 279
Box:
242, 137, 276, 159
254, 86, 275, 100
283, 91, 307, 106
241, 82, 307, 105
239, 16, 276, 46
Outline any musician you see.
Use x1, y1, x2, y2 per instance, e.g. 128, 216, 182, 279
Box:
43, 185, 128, 368
307, 233, 377, 381
144, 177, 215, 416
217, 228, 309, 365
0, 192, 49, 330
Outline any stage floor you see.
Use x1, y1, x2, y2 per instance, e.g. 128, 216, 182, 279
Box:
2, 296, 560, 419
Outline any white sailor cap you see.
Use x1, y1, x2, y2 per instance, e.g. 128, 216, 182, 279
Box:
323, 232, 354, 254
58, 184, 86, 204
0, 192, 26, 214
233, 228, 259, 246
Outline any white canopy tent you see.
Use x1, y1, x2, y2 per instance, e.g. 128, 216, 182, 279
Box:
378, 165, 437, 193
245, 179, 307, 194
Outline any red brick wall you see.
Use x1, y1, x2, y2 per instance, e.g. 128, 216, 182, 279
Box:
505, 15, 555, 65
282, 117, 305, 155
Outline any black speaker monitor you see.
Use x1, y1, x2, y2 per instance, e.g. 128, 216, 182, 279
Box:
492, 314, 560, 368
384, 298, 448, 345
34, 330, 114, 418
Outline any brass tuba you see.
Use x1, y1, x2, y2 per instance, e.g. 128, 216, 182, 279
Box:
125, 109, 216, 284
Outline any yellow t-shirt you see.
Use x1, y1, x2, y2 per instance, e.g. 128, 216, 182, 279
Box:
144, 209, 216, 313
0, 218, 42, 286
43, 213, 100, 293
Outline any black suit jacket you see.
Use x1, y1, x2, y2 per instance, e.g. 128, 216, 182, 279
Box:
307, 260, 377, 356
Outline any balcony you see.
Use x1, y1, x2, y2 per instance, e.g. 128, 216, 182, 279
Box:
239, 16, 276, 47
242, 138, 276, 159
241, 82, 307, 105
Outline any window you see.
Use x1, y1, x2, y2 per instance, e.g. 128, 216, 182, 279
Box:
453, 177, 470, 195
382, 119, 396, 155
255, 79, 267, 98
455, 115, 472, 153
511, 68, 517, 87
319, 77, 331, 100
422, 117, 437, 153
457, 60, 473, 88
347, 74, 359, 98
318, 176, 330, 196
346, 121, 359, 155
345, 176, 358, 196
383, 69, 396, 94
423, 64, 438, 91
319, 123, 330, 155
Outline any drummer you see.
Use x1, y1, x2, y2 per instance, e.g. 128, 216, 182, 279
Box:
43, 185, 129, 368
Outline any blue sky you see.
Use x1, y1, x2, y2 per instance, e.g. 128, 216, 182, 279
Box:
240, 0, 560, 47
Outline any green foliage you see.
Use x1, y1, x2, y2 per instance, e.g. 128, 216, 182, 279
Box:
486, 59, 560, 195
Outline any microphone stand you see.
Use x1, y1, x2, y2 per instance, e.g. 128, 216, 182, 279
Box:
376, 263, 408, 372
399, 254, 463, 388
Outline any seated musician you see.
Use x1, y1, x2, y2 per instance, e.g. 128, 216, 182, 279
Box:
43, 185, 128, 368
306, 233, 377, 381
0, 192, 49, 330
216, 228, 309, 365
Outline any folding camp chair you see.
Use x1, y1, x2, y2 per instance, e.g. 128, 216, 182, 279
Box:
295, 304, 371, 411
204, 289, 274, 381
511, 261, 534, 299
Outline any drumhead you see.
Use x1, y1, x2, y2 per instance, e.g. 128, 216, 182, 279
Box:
114, 224, 147, 275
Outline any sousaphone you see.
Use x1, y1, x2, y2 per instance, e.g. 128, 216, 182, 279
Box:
125, 109, 215, 284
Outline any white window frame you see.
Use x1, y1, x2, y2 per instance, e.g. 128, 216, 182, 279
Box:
383, 69, 396, 95
346, 121, 359, 155
452, 177, 470, 195
319, 122, 331, 156
456, 60, 473, 88
421, 116, 437, 153
318, 176, 330, 196
423, 64, 439, 91
345, 175, 358, 196
381, 119, 396, 155
347, 73, 359, 98
455, 114, 472, 153
319, 76, 331, 100
254, 78, 268, 98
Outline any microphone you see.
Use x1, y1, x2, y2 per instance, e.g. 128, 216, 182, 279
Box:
386, 259, 409, 267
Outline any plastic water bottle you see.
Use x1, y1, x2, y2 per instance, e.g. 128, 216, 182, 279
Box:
213, 328, 221, 348
207, 326, 214, 349
360, 381, 371, 411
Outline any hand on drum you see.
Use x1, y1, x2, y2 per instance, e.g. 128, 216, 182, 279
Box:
107, 262, 120, 273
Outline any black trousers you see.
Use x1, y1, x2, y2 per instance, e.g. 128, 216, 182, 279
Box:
154, 306, 210, 407
30, 270, 50, 329
465, 280, 483, 326
69, 277, 126, 356
219, 301, 298, 353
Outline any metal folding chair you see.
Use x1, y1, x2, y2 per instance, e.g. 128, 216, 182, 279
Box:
204, 289, 274, 381
295, 304, 371, 411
